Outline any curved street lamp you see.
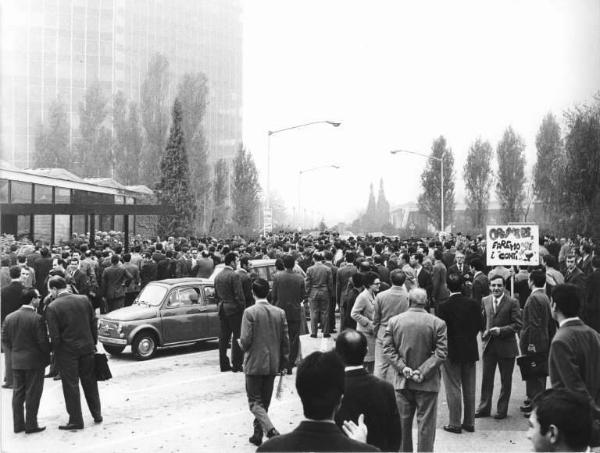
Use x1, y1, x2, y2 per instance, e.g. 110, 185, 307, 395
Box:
264, 120, 341, 234
390, 149, 445, 231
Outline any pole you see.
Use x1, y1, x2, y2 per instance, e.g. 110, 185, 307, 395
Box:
297, 172, 301, 230
265, 132, 271, 237
440, 154, 444, 232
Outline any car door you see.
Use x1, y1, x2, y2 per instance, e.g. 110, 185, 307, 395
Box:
160, 287, 201, 343
201, 285, 221, 338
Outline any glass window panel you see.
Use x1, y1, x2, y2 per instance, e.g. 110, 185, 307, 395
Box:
17, 215, 31, 239
100, 215, 112, 231
72, 215, 86, 235
114, 214, 123, 232
34, 215, 52, 243
114, 195, 124, 204
0, 179, 8, 203
34, 184, 53, 203
11, 181, 32, 203
55, 187, 70, 203
54, 215, 70, 243
125, 197, 135, 205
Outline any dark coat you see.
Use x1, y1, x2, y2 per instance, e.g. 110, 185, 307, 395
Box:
45, 292, 97, 355
257, 421, 379, 452
140, 260, 158, 287
442, 251, 455, 269
549, 319, 600, 410
33, 256, 53, 295
481, 294, 522, 358
564, 267, 586, 314
213, 266, 245, 316
437, 293, 482, 363
519, 289, 555, 355
335, 368, 401, 452
1, 306, 50, 369
584, 269, 600, 333
336, 264, 358, 306
272, 269, 305, 322
471, 272, 490, 305
236, 268, 254, 308
193, 257, 214, 278
1, 280, 24, 323
101, 264, 133, 300
416, 267, 433, 301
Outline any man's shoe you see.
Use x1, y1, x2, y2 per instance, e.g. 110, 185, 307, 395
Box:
220, 366, 232, 372
249, 433, 263, 446
25, 426, 46, 434
286, 368, 293, 375
461, 424, 475, 433
53, 374, 61, 381
520, 404, 532, 412
443, 425, 462, 434
93, 416, 103, 424
58, 423, 84, 430
14, 427, 25, 434
474, 411, 490, 418
266, 428, 280, 438
232, 366, 243, 373
44, 373, 56, 379
310, 334, 317, 338
494, 413, 507, 420
323, 333, 331, 338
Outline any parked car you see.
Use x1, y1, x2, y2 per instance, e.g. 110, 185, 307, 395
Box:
98, 278, 219, 360
209, 259, 278, 286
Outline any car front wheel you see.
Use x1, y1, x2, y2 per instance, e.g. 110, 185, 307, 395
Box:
103, 345, 125, 355
132, 332, 157, 360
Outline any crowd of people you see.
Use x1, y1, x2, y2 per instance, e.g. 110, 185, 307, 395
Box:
1, 230, 600, 451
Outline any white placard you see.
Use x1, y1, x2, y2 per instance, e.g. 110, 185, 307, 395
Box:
486, 224, 539, 266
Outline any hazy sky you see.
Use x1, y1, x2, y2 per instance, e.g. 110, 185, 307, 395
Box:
243, 0, 600, 226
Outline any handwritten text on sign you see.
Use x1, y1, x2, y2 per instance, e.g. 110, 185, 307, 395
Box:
486, 225, 539, 266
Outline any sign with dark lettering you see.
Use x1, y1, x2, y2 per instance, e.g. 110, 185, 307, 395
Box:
486, 224, 539, 266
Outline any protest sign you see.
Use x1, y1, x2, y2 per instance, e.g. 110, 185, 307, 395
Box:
486, 224, 539, 266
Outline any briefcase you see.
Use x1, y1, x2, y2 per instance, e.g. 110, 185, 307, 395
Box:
516, 353, 548, 381
94, 353, 113, 381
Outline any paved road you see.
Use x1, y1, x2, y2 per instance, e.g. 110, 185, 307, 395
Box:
2, 335, 532, 453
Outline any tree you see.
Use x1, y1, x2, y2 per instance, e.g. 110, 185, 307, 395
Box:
561, 98, 600, 235
209, 158, 229, 234
76, 82, 112, 177
113, 93, 143, 185
126, 102, 144, 185
232, 145, 261, 232
141, 53, 170, 187
375, 178, 390, 228
417, 136, 455, 230
318, 218, 328, 231
534, 113, 564, 216
177, 73, 210, 231
495, 126, 526, 223
463, 138, 493, 228
155, 99, 196, 237
34, 98, 71, 169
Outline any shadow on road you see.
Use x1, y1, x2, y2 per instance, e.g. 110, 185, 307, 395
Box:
101, 339, 219, 362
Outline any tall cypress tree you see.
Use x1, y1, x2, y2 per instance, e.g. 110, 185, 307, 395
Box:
156, 98, 196, 237
376, 178, 390, 228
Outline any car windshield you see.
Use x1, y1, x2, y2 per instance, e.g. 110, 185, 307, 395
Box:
135, 284, 168, 307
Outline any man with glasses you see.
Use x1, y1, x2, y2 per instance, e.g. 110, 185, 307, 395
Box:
476, 275, 522, 419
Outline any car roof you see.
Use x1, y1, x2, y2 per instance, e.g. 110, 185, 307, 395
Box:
150, 277, 213, 286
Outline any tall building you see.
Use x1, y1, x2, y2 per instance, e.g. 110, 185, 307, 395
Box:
0, 0, 243, 169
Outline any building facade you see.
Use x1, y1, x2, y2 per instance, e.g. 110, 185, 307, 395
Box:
1, 0, 242, 168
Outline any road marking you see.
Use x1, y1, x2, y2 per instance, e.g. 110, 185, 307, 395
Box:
78, 397, 297, 451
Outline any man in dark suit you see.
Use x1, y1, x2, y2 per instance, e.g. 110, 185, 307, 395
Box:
469, 258, 490, 306
323, 250, 338, 333
448, 251, 471, 294
45, 276, 102, 430
442, 241, 456, 270
140, 252, 158, 288
549, 283, 600, 449
335, 330, 401, 452
564, 255, 586, 314
240, 278, 289, 447
336, 251, 357, 331
584, 256, 600, 333
66, 257, 91, 296
33, 248, 53, 298
214, 252, 245, 372
431, 249, 450, 313
2, 265, 25, 389
519, 269, 556, 415
475, 275, 522, 419
122, 253, 141, 307
437, 272, 482, 434
383, 287, 448, 452
237, 256, 255, 308
411, 252, 433, 305
305, 252, 333, 338
2, 288, 50, 433
193, 249, 214, 278
257, 351, 378, 452
101, 254, 133, 312
272, 255, 305, 374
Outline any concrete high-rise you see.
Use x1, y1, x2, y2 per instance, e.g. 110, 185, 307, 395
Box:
1, 0, 243, 169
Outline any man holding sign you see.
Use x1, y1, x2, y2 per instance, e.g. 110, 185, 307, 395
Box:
475, 275, 522, 419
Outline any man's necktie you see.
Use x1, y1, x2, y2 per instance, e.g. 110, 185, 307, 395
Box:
493, 298, 499, 314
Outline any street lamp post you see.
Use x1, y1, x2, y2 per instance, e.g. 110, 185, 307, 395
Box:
298, 164, 340, 229
390, 149, 445, 231
265, 120, 341, 235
